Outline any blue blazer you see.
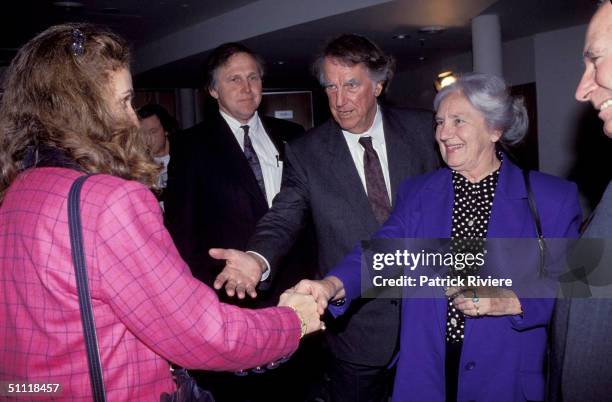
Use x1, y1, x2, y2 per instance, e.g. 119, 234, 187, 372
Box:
329, 158, 582, 402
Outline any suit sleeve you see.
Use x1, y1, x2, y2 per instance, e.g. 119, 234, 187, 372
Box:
94, 180, 300, 370
509, 181, 582, 331
247, 142, 311, 279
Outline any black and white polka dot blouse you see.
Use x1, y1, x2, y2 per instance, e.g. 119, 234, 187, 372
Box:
445, 163, 501, 344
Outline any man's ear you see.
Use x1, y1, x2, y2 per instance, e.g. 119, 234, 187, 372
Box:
209, 86, 219, 100
374, 81, 384, 97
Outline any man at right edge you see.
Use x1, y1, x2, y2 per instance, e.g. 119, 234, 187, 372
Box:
549, 1, 612, 400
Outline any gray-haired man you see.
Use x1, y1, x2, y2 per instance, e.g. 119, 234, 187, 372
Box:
550, 1, 612, 400
211, 34, 439, 401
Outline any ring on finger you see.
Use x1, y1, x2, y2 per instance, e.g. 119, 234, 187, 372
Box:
472, 290, 479, 304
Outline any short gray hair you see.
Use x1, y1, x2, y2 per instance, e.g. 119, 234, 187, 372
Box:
433, 73, 528, 146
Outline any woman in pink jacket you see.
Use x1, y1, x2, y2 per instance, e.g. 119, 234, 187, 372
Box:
0, 24, 320, 400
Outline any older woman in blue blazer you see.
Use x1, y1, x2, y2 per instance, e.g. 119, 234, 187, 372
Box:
294, 73, 582, 402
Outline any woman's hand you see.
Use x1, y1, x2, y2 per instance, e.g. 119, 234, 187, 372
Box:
290, 277, 345, 315
446, 287, 523, 317
278, 291, 323, 336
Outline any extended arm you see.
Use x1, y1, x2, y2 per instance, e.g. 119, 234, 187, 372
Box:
95, 179, 315, 370
212, 143, 312, 298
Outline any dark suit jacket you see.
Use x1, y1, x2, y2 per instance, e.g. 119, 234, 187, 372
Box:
248, 106, 440, 366
164, 110, 312, 307
549, 181, 612, 402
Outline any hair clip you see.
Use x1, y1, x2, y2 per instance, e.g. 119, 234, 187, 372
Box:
71, 29, 85, 57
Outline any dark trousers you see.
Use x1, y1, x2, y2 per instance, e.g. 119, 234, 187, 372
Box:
327, 357, 395, 402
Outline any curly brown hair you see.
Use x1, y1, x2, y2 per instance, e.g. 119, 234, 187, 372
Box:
0, 23, 159, 202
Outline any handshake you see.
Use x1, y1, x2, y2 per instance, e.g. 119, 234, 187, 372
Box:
209, 248, 346, 338
277, 276, 346, 336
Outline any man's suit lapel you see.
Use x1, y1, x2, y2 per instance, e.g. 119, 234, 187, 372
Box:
212, 112, 268, 210
260, 117, 284, 157
324, 106, 430, 231
324, 121, 379, 231
382, 106, 429, 206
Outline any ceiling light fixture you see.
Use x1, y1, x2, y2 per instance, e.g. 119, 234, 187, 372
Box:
434, 71, 457, 91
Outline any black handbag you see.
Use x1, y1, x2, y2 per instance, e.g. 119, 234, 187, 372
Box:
160, 367, 215, 402
67, 175, 214, 402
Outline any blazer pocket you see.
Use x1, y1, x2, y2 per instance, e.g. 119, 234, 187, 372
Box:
520, 371, 545, 401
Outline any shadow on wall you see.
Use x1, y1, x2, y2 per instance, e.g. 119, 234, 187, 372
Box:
568, 106, 612, 211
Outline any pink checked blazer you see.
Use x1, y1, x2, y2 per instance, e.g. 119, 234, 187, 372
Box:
0, 167, 300, 401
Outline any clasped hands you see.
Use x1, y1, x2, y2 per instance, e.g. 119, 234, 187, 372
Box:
209, 248, 345, 336
446, 286, 522, 317
275, 277, 346, 336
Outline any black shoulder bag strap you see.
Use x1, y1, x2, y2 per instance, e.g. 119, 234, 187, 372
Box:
522, 169, 547, 277
68, 174, 107, 402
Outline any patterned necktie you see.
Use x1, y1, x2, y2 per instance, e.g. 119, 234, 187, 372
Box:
359, 136, 391, 224
241, 125, 266, 198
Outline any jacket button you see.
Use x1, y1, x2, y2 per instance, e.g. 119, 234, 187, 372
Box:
465, 361, 476, 371
330, 298, 345, 307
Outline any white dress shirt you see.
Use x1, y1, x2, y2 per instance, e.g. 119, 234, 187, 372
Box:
220, 110, 283, 208
251, 105, 392, 280
341, 105, 391, 197
154, 154, 170, 189
220, 110, 284, 281
154, 153, 170, 212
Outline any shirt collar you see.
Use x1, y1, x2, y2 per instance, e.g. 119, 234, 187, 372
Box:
219, 109, 260, 134
341, 104, 383, 144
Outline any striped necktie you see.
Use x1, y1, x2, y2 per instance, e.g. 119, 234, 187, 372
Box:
241, 125, 266, 198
